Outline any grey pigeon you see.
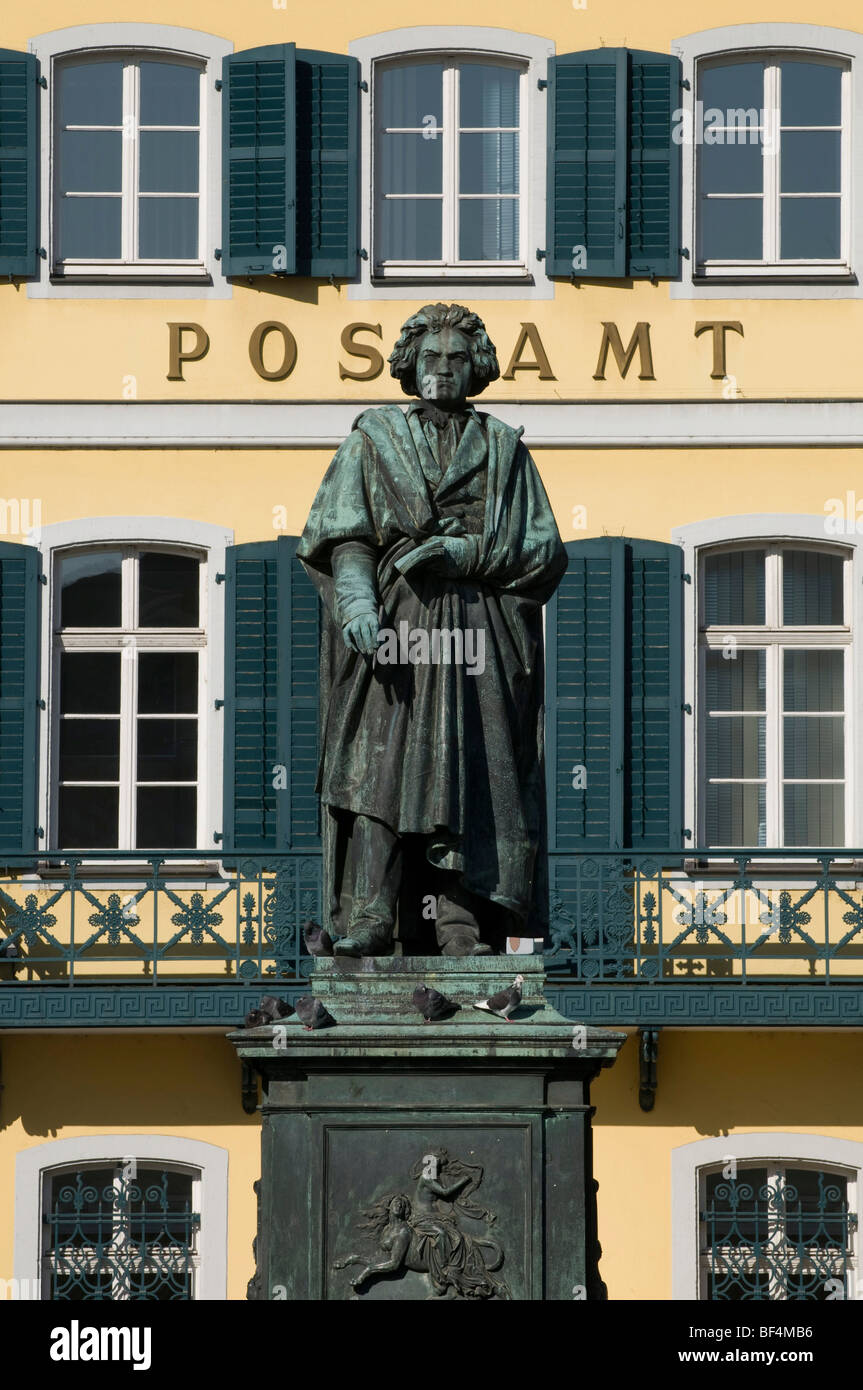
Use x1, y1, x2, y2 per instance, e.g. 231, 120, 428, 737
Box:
259, 994, 294, 1021
473, 974, 524, 1022
295, 996, 335, 1031
303, 920, 334, 957
412, 983, 458, 1023
243, 1007, 269, 1028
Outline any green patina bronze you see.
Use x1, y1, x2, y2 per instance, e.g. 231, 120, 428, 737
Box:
297, 304, 567, 958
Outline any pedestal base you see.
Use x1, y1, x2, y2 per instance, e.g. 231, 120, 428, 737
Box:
229, 957, 625, 1301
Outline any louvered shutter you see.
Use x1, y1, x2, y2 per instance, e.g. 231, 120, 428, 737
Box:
545, 49, 627, 278
222, 537, 320, 852
221, 44, 296, 277
0, 542, 39, 851
546, 538, 683, 852
627, 51, 681, 279
0, 49, 39, 278
295, 50, 359, 277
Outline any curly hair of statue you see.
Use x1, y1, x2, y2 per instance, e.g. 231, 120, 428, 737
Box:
388, 303, 501, 397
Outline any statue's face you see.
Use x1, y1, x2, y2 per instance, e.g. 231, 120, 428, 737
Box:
416, 327, 473, 409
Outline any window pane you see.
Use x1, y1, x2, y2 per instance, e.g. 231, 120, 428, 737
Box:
136, 719, 198, 781
59, 131, 122, 193
61, 654, 121, 714
138, 554, 200, 626
59, 552, 122, 627
459, 63, 519, 128
377, 63, 443, 128
784, 716, 844, 778
706, 784, 766, 846
780, 197, 841, 259
706, 716, 765, 779
782, 550, 843, 625
784, 784, 844, 846
139, 132, 199, 193
138, 199, 199, 259
703, 550, 765, 625
459, 199, 518, 260
139, 61, 200, 126
459, 133, 518, 194
784, 1169, 849, 1248
700, 142, 764, 195
781, 61, 842, 127
700, 198, 763, 260
379, 132, 442, 194
704, 1168, 769, 1244
59, 719, 120, 781
699, 61, 764, 114
59, 786, 119, 847
781, 132, 840, 193
783, 650, 844, 712
58, 198, 122, 260
377, 199, 442, 261
705, 649, 765, 711
138, 653, 198, 714
58, 62, 123, 126
136, 787, 196, 848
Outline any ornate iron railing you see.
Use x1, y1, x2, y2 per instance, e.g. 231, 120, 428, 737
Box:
45, 1167, 200, 1300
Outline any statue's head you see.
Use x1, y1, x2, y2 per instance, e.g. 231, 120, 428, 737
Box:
388, 1195, 410, 1218
389, 303, 500, 408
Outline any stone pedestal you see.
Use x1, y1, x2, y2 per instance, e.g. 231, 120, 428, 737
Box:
229, 956, 625, 1301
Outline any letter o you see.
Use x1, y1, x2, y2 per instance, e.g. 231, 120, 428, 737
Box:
249, 321, 297, 381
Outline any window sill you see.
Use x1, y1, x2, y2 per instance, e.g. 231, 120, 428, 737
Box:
50, 272, 214, 287
694, 268, 856, 285
372, 267, 534, 286
33, 858, 227, 881
683, 855, 863, 875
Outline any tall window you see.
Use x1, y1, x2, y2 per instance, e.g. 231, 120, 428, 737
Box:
700, 1162, 857, 1300
696, 54, 848, 275
55, 55, 203, 271
699, 544, 850, 847
43, 1163, 201, 1300
374, 56, 524, 271
54, 547, 204, 849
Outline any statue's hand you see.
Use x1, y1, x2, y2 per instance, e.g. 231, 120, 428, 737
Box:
396, 535, 479, 579
343, 610, 380, 655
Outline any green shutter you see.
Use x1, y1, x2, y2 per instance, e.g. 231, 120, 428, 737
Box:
0, 49, 39, 279
627, 51, 681, 279
295, 50, 359, 277
546, 537, 683, 852
221, 44, 296, 277
545, 47, 681, 279
0, 542, 39, 851
222, 537, 320, 853
545, 49, 627, 278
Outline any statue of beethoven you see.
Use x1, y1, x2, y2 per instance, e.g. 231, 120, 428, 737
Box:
297, 303, 567, 957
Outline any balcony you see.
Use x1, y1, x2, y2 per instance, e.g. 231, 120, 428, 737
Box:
1, 850, 863, 1026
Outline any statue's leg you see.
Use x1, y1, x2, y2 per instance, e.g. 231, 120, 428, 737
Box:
333, 814, 401, 957
435, 873, 493, 957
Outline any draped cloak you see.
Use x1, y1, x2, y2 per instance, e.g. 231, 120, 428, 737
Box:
296, 403, 567, 936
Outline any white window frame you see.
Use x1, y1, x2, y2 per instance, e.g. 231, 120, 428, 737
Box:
671, 23, 863, 300
35, 517, 233, 859
695, 52, 850, 279
14, 1134, 228, 1301
672, 515, 863, 856
349, 26, 553, 301
672, 1133, 863, 1301
374, 53, 526, 277
698, 538, 853, 849
28, 24, 233, 300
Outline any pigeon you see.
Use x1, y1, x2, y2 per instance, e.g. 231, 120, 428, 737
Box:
243, 1007, 269, 1028
259, 995, 294, 1021
412, 983, 458, 1023
303, 920, 334, 957
473, 974, 524, 1023
295, 996, 336, 1031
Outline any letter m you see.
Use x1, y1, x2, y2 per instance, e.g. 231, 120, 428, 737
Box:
594, 322, 655, 380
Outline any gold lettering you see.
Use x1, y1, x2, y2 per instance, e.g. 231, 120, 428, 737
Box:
694, 321, 744, 380
249, 322, 298, 382
501, 323, 556, 380
167, 322, 209, 381
339, 323, 384, 381
593, 322, 655, 381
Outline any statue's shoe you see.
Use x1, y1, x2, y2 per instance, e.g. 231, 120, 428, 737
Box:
440, 936, 494, 957
332, 934, 394, 958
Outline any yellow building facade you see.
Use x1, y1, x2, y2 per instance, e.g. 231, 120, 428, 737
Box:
2, 0, 863, 1304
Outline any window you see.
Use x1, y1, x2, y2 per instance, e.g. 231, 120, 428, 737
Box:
55, 53, 202, 274
699, 1161, 857, 1300
53, 546, 205, 849
43, 1162, 201, 1300
699, 543, 851, 848
695, 52, 849, 276
374, 54, 525, 274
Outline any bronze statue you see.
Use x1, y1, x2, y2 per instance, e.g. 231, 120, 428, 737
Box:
298, 304, 566, 957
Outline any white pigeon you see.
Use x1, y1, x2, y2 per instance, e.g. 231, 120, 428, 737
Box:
473, 974, 524, 1022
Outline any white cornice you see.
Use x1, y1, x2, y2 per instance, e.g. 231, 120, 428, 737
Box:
3, 399, 863, 448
